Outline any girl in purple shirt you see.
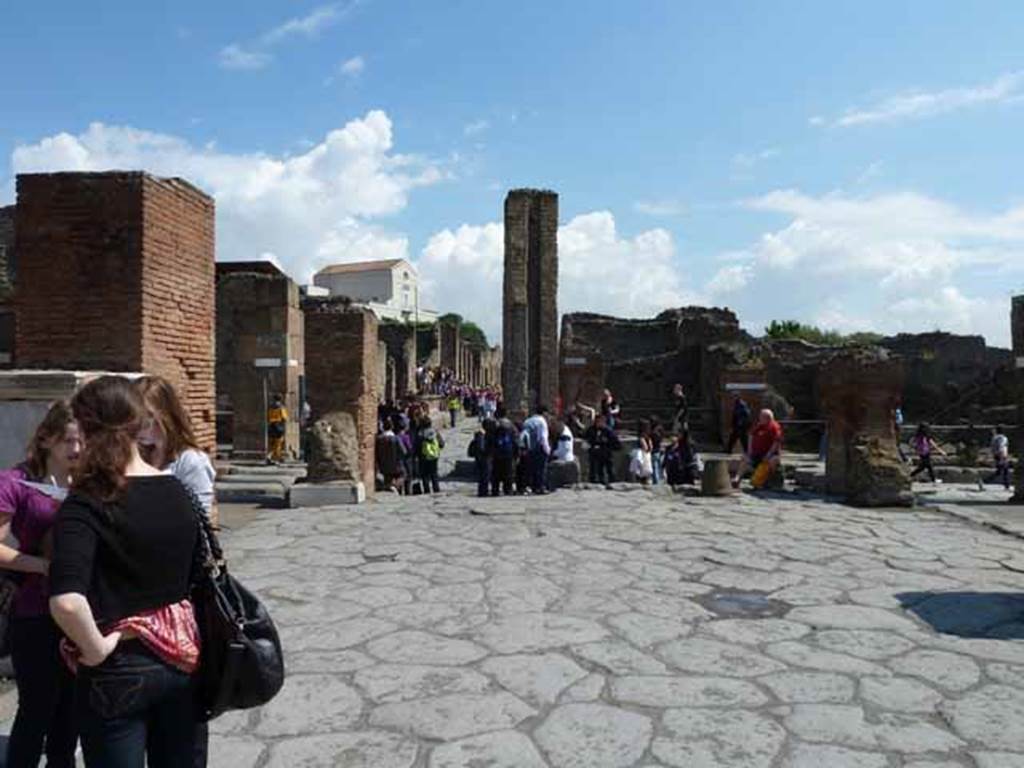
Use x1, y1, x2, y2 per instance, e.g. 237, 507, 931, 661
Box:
0, 401, 81, 767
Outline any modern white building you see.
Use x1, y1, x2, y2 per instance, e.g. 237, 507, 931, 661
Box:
312, 258, 437, 323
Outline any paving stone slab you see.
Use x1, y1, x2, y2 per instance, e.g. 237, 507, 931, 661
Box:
254, 675, 363, 737
354, 663, 492, 703
264, 731, 419, 768
479, 652, 588, 705
611, 675, 769, 708
428, 730, 548, 768
941, 685, 1024, 751
653, 708, 786, 768
535, 703, 652, 768
369, 692, 535, 740
367, 630, 490, 665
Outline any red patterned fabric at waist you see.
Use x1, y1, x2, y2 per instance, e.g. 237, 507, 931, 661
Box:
61, 599, 200, 675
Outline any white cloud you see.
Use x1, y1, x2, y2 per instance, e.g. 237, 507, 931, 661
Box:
706, 264, 753, 296
339, 55, 365, 78
732, 148, 780, 168
729, 188, 1024, 345
633, 199, 684, 217
218, 44, 272, 71
262, 4, 345, 44
824, 70, 1024, 127
221, 3, 357, 71
8, 111, 445, 285
419, 212, 699, 341
463, 120, 490, 137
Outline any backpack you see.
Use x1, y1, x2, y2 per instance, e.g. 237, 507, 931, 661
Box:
421, 431, 441, 460
495, 430, 515, 457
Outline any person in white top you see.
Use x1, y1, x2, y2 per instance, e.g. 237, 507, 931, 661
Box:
982, 425, 1011, 490
523, 405, 551, 494
552, 423, 574, 463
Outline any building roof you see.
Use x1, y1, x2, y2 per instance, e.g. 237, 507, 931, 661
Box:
315, 258, 414, 277
216, 261, 287, 279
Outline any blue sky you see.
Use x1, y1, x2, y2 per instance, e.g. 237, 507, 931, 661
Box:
3, 1, 1024, 345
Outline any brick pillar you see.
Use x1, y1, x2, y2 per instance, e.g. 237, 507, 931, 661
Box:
503, 189, 559, 416
1012, 297, 1024, 500
216, 269, 304, 459
303, 301, 379, 492
379, 324, 415, 398
14, 172, 215, 450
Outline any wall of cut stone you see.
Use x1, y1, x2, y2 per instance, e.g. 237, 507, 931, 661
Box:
503, 189, 558, 414
216, 268, 303, 458
14, 172, 216, 450
303, 300, 379, 492
378, 322, 416, 398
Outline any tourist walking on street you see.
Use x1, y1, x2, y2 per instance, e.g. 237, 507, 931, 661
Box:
910, 423, 945, 484
650, 418, 665, 485
395, 416, 415, 495
0, 402, 80, 768
447, 393, 461, 429
417, 418, 444, 493
585, 414, 620, 487
983, 425, 1011, 490
630, 420, 654, 485
724, 394, 752, 454
467, 420, 493, 498
490, 417, 518, 496
524, 405, 552, 494
267, 394, 288, 463
514, 418, 531, 494
671, 384, 689, 432
50, 376, 201, 767
600, 389, 621, 432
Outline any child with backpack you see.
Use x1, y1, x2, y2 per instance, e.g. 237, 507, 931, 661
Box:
417, 418, 445, 493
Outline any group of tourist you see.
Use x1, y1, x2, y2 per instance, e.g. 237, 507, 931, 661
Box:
0, 375, 216, 766
375, 398, 449, 495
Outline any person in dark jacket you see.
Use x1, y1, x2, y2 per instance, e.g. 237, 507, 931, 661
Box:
664, 428, 701, 487
724, 394, 752, 454
584, 414, 620, 487
490, 418, 518, 497
467, 419, 494, 497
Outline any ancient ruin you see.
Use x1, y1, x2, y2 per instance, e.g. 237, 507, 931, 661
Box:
216, 262, 304, 460
11, 171, 216, 449
503, 189, 559, 415
820, 348, 911, 506
297, 299, 380, 501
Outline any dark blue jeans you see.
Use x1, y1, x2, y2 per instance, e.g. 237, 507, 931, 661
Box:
530, 449, 549, 493
76, 642, 197, 768
8, 615, 78, 768
475, 458, 491, 496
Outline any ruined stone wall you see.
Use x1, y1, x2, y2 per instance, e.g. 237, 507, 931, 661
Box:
216, 269, 303, 458
439, 318, 461, 376
378, 323, 416, 398
0, 206, 15, 367
303, 300, 379, 492
879, 332, 1011, 419
561, 314, 678, 363
503, 189, 558, 414
14, 172, 216, 449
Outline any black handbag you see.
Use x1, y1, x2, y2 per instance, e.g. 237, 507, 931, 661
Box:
188, 491, 285, 720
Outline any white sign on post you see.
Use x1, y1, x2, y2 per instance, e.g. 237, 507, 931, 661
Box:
254, 358, 282, 368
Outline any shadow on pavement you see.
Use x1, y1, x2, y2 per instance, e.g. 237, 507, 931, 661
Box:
898, 591, 1024, 639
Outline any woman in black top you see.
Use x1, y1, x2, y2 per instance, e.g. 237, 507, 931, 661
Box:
49, 376, 199, 768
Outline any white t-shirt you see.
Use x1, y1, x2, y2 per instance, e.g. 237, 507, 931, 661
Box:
992, 434, 1009, 460
553, 425, 574, 462
168, 448, 216, 514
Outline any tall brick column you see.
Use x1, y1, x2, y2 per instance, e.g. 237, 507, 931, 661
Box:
303, 300, 379, 493
1012, 296, 1024, 501
503, 189, 559, 415
14, 172, 215, 449
216, 265, 304, 459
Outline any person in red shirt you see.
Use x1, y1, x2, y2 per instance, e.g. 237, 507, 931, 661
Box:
733, 408, 783, 486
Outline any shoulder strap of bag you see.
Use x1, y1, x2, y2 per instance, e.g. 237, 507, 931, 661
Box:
184, 484, 224, 586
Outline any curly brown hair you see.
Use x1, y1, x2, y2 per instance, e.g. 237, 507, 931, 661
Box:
71, 376, 146, 501
133, 375, 199, 464
23, 401, 75, 480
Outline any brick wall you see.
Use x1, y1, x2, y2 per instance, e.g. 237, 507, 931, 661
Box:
378, 323, 415, 398
303, 300, 379, 492
503, 189, 559, 415
216, 267, 303, 457
14, 172, 215, 450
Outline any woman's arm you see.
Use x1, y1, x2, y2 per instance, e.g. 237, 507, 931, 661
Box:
49, 593, 120, 666
0, 515, 49, 575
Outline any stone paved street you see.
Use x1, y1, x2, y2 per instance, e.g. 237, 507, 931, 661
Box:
203, 454, 1024, 767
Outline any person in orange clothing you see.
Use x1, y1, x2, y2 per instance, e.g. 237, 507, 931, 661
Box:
733, 408, 783, 488
267, 394, 288, 463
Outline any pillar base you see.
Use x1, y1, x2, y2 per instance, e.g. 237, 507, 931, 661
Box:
289, 481, 365, 507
